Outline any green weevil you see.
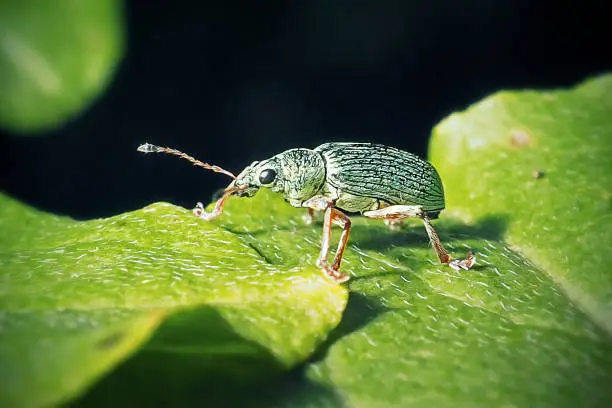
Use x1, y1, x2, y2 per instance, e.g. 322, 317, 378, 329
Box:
137, 142, 475, 283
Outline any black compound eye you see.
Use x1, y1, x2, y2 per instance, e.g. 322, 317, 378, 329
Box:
258, 169, 277, 185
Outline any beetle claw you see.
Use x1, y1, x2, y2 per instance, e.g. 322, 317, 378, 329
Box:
324, 268, 350, 283
193, 202, 205, 216
448, 251, 476, 271
317, 261, 350, 283
192, 201, 219, 221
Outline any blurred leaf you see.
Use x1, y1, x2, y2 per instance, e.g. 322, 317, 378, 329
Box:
0, 0, 124, 133
0, 191, 348, 408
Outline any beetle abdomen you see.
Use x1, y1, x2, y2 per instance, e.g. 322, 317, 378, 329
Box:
314, 142, 445, 213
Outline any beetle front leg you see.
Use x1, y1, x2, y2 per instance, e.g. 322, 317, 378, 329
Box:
317, 207, 352, 283
193, 191, 232, 221
193, 184, 247, 221
329, 209, 352, 273
303, 196, 351, 283
363, 205, 475, 271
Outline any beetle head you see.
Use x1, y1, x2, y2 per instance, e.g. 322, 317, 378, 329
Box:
230, 159, 277, 198
231, 148, 326, 204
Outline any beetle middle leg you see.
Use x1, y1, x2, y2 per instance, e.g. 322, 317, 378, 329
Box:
302, 207, 318, 225
384, 219, 404, 230
363, 205, 475, 271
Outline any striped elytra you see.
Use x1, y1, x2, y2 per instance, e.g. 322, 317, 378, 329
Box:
314, 142, 445, 213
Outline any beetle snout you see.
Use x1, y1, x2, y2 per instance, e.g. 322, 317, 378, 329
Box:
234, 185, 259, 197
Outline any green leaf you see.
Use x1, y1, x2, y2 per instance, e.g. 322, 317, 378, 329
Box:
3, 74, 612, 408
431, 74, 612, 334
0, 0, 124, 133
0, 191, 348, 408
298, 75, 612, 407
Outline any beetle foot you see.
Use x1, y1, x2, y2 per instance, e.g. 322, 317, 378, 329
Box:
322, 266, 350, 283
448, 251, 476, 271
193, 202, 204, 216
317, 259, 350, 283
302, 214, 313, 224
192, 202, 217, 221
384, 218, 404, 231
302, 208, 316, 225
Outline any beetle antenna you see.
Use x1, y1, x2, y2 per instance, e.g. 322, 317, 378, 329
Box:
137, 143, 236, 179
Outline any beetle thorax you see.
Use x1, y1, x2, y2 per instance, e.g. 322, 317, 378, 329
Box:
274, 149, 326, 204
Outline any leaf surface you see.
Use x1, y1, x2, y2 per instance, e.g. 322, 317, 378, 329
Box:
302, 74, 612, 408
3, 74, 612, 408
0, 192, 348, 407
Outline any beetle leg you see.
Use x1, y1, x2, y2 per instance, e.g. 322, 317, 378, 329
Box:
302, 196, 350, 283
317, 207, 332, 268
421, 214, 454, 264
384, 219, 404, 230
193, 198, 227, 221
302, 196, 334, 212
363, 205, 475, 270
329, 209, 352, 273
317, 207, 351, 283
302, 208, 317, 225
193, 185, 247, 221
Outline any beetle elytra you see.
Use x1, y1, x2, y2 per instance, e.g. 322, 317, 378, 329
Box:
138, 142, 475, 283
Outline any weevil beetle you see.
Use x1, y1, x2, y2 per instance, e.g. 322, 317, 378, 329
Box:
138, 142, 475, 283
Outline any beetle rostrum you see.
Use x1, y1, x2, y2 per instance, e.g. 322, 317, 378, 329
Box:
138, 142, 476, 283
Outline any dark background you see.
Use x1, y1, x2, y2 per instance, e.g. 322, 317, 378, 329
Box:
1, 0, 610, 220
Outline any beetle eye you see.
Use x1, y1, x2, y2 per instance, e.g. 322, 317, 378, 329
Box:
258, 169, 276, 185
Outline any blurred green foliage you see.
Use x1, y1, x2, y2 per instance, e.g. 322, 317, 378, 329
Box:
0, 0, 124, 133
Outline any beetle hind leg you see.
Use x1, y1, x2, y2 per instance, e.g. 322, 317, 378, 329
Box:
363, 205, 475, 270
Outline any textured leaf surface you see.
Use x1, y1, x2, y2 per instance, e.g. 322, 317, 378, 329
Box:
0, 192, 348, 407
0, 0, 124, 133
431, 74, 612, 334
2, 74, 612, 408
296, 75, 612, 408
